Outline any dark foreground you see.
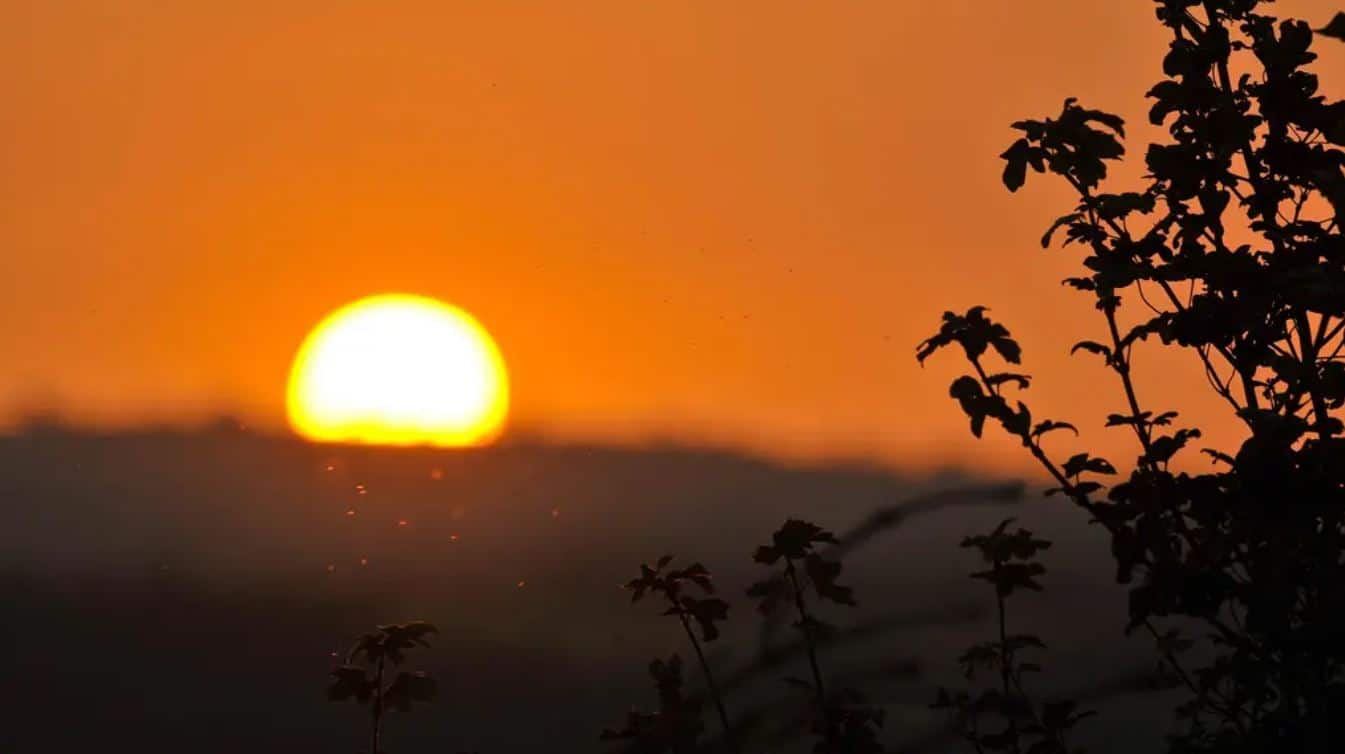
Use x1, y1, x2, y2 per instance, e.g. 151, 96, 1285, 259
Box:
0, 426, 1166, 752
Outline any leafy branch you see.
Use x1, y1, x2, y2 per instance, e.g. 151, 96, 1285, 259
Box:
933, 520, 1092, 754
328, 621, 439, 754
750, 520, 882, 754
626, 555, 736, 751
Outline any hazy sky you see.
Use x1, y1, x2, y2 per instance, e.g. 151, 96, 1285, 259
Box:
2, 0, 1341, 472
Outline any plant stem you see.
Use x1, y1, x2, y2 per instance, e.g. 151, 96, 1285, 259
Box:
371, 655, 385, 754
676, 612, 738, 753
784, 559, 829, 721
1102, 307, 1156, 459
994, 563, 1022, 754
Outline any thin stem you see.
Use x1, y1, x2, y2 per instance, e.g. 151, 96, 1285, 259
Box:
1059, 181, 1254, 587
371, 655, 385, 754
994, 563, 1022, 754
968, 355, 1117, 535
1063, 171, 1260, 416
1294, 311, 1333, 439
972, 349, 1230, 746
1103, 305, 1156, 461
676, 611, 738, 753
1198, 345, 1244, 414
784, 559, 829, 718
1315, 317, 1345, 353
996, 586, 1011, 696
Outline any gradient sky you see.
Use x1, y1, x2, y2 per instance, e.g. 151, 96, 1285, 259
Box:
2, 0, 1341, 472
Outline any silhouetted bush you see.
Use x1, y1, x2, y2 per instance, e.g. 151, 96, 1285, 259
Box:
921, 3, 1345, 752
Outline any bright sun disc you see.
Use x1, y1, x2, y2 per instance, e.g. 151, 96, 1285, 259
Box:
287, 294, 508, 447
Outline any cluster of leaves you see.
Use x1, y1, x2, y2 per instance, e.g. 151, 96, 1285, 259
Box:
923, 3, 1345, 751
749, 520, 881, 754
933, 520, 1092, 754
749, 520, 856, 612
606, 520, 881, 753
329, 621, 439, 754
620, 556, 734, 751
628, 556, 731, 643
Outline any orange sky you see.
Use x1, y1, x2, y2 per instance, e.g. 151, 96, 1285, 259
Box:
2, 0, 1341, 473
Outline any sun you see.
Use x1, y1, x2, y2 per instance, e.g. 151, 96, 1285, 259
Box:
286, 294, 509, 447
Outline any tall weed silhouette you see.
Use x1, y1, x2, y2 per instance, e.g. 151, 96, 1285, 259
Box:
621, 556, 737, 751
932, 519, 1092, 754
747, 520, 883, 753
328, 621, 438, 754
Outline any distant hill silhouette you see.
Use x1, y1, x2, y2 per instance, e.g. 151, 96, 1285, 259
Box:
0, 426, 1159, 752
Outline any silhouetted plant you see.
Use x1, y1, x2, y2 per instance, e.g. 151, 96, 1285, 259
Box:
921, 3, 1345, 751
706, 485, 1023, 752
752, 484, 1023, 669
328, 621, 439, 754
602, 654, 707, 754
749, 519, 882, 753
933, 519, 1092, 754
625, 555, 736, 750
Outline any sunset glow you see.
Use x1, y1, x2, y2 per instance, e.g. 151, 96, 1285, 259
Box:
286, 294, 508, 446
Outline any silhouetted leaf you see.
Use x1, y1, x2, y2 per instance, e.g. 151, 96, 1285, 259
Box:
1070, 340, 1112, 362
747, 575, 790, 615
987, 373, 1032, 390
1031, 420, 1077, 439
667, 562, 715, 593
804, 553, 855, 607
677, 596, 729, 642
1002, 138, 1032, 191
1062, 453, 1115, 477
1042, 213, 1083, 248
384, 671, 437, 712
327, 665, 373, 703
971, 562, 1046, 596
1319, 12, 1345, 41
759, 520, 838, 562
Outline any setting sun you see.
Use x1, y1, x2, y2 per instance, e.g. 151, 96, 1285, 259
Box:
286, 294, 508, 447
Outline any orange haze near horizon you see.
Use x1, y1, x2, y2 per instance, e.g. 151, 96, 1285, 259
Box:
2, 1, 1341, 474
